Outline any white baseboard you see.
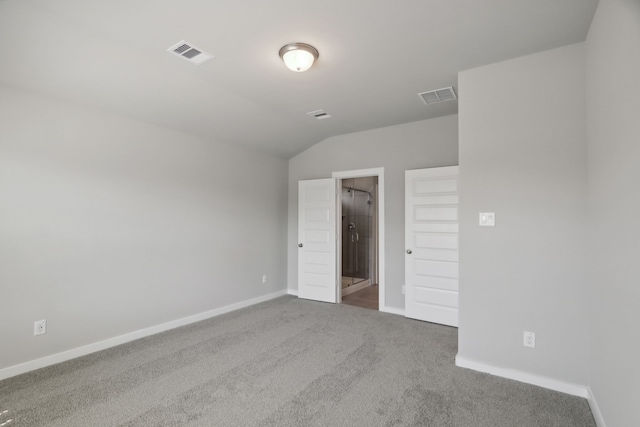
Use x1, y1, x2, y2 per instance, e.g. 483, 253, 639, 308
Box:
287, 289, 298, 296
380, 305, 405, 316
455, 355, 589, 398
586, 387, 607, 427
0, 290, 288, 381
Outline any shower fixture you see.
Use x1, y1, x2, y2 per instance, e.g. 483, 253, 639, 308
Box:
344, 186, 370, 196
344, 185, 373, 205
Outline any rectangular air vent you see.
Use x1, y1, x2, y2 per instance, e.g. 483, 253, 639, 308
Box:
307, 110, 331, 120
167, 40, 214, 65
418, 87, 457, 105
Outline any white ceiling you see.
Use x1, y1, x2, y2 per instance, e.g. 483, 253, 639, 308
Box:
0, 0, 598, 158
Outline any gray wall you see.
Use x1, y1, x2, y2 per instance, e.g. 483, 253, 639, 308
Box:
585, 0, 640, 424
287, 116, 458, 310
457, 44, 589, 384
0, 85, 288, 370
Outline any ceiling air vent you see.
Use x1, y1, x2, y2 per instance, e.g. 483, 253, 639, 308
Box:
418, 87, 457, 105
167, 40, 214, 65
307, 110, 331, 120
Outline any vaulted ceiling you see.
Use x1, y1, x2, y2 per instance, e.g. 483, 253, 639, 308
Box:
0, 0, 598, 158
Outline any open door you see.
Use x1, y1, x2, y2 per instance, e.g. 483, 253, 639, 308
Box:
405, 166, 459, 326
298, 178, 337, 303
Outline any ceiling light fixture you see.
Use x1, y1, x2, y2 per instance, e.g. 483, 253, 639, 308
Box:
279, 43, 319, 72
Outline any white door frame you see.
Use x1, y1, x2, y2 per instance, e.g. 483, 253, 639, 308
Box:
332, 168, 386, 311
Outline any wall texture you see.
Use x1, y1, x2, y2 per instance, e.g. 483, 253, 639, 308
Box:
457, 44, 589, 385
585, 0, 640, 424
0, 85, 288, 372
287, 116, 458, 310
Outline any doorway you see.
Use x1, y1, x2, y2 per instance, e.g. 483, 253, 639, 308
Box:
340, 176, 378, 310
297, 168, 385, 309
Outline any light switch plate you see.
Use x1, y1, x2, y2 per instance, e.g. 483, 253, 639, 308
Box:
479, 212, 495, 226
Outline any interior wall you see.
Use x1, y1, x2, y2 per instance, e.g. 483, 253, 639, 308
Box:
287, 115, 458, 311
585, 0, 640, 424
457, 44, 589, 385
0, 84, 288, 372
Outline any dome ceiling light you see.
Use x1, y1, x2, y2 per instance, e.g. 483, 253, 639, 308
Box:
279, 43, 319, 72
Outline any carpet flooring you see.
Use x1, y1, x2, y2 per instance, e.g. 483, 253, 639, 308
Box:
0, 296, 595, 426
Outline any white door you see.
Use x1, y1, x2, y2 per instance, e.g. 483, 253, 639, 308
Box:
405, 166, 459, 326
298, 178, 337, 303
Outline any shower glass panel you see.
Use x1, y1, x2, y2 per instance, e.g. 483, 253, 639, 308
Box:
341, 183, 372, 289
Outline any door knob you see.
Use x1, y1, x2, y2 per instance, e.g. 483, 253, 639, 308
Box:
298, 243, 303, 248
406, 249, 412, 254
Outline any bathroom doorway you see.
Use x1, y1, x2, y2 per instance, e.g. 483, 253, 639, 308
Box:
340, 176, 379, 310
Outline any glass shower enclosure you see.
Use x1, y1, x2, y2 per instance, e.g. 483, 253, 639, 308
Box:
341, 178, 376, 290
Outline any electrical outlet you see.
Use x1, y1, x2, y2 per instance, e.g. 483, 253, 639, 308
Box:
524, 331, 535, 348
34, 319, 46, 336
262, 274, 268, 284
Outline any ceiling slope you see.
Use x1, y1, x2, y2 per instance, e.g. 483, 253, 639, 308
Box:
0, 0, 598, 158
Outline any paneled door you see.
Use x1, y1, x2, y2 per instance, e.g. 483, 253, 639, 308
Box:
405, 166, 459, 326
298, 178, 338, 303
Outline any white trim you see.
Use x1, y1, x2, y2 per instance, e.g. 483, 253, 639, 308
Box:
587, 387, 607, 427
287, 289, 299, 296
455, 355, 589, 398
332, 167, 386, 310
0, 290, 288, 381
380, 306, 405, 316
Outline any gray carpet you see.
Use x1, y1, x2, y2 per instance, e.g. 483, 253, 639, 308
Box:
0, 296, 595, 426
